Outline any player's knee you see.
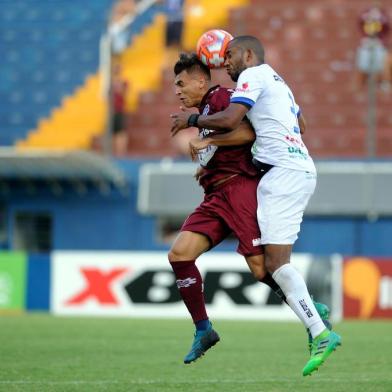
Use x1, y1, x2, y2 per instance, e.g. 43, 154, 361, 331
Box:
264, 246, 291, 273
168, 247, 184, 262
245, 255, 267, 280
264, 256, 276, 274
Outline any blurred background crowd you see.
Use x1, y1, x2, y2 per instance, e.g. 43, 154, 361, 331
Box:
1, 0, 391, 158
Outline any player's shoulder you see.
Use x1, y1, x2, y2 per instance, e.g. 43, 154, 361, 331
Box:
242, 63, 272, 78
209, 85, 234, 97
208, 85, 233, 103
204, 85, 232, 112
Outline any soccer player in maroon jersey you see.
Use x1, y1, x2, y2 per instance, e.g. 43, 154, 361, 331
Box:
169, 53, 285, 364
170, 38, 336, 376
169, 52, 331, 367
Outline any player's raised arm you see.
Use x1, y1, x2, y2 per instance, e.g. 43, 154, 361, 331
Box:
171, 102, 248, 136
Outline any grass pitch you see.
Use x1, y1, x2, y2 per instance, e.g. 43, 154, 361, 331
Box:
0, 315, 391, 392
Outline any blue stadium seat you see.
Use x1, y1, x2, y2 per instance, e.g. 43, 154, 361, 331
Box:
0, 0, 114, 146
0, 0, 163, 146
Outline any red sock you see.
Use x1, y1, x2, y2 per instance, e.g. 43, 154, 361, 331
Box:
170, 260, 208, 323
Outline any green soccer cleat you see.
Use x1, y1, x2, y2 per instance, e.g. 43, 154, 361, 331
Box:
302, 329, 342, 376
307, 301, 332, 353
183, 323, 220, 364
307, 319, 332, 354
313, 301, 330, 320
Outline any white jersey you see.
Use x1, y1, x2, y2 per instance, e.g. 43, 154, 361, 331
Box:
230, 64, 316, 173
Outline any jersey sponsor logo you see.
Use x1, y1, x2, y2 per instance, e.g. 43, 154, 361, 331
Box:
235, 82, 250, 93
176, 277, 197, 288
252, 238, 262, 246
273, 74, 285, 84
198, 145, 218, 166
285, 135, 305, 148
288, 146, 309, 160
198, 127, 218, 166
199, 128, 215, 138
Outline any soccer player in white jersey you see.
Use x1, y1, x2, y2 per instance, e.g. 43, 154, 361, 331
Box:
171, 35, 341, 376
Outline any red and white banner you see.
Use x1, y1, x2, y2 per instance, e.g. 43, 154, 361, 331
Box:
51, 251, 340, 319
343, 257, 392, 319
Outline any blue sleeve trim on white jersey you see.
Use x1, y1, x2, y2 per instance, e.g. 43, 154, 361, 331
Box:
230, 97, 255, 108
297, 108, 301, 117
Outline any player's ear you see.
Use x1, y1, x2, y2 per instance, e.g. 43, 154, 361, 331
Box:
244, 49, 252, 64
199, 76, 207, 89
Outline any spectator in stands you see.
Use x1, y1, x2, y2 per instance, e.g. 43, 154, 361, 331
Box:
110, 64, 129, 156
161, 0, 185, 65
354, 1, 391, 90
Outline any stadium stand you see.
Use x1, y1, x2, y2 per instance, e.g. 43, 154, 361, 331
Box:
1, 0, 391, 157
230, 0, 392, 158
125, 0, 392, 158
125, 0, 245, 156
10, 1, 168, 151
0, 0, 114, 147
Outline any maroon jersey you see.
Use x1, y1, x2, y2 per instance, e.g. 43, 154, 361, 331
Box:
197, 85, 258, 191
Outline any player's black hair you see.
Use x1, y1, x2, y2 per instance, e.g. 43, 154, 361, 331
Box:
230, 35, 265, 63
174, 52, 211, 80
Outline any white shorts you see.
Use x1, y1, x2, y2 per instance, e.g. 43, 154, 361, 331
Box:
356, 40, 387, 73
257, 167, 317, 245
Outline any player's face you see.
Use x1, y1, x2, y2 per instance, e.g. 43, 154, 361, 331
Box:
174, 71, 204, 108
224, 43, 246, 82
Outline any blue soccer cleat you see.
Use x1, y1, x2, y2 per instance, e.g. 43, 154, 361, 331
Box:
183, 323, 220, 364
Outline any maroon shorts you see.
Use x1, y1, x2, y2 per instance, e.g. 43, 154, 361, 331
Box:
181, 175, 263, 256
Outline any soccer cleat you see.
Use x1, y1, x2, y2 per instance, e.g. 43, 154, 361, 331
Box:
302, 330, 342, 376
307, 301, 332, 353
313, 301, 330, 320
183, 323, 220, 364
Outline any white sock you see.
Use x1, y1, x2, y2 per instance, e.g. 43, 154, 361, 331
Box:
272, 263, 326, 338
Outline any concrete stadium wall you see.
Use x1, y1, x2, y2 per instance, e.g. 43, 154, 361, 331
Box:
0, 159, 391, 256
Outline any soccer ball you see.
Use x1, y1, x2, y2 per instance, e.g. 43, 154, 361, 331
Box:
196, 29, 233, 69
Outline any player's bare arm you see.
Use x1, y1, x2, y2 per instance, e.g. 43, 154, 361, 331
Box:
206, 119, 255, 146
298, 113, 306, 134
189, 119, 255, 160
171, 102, 248, 136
